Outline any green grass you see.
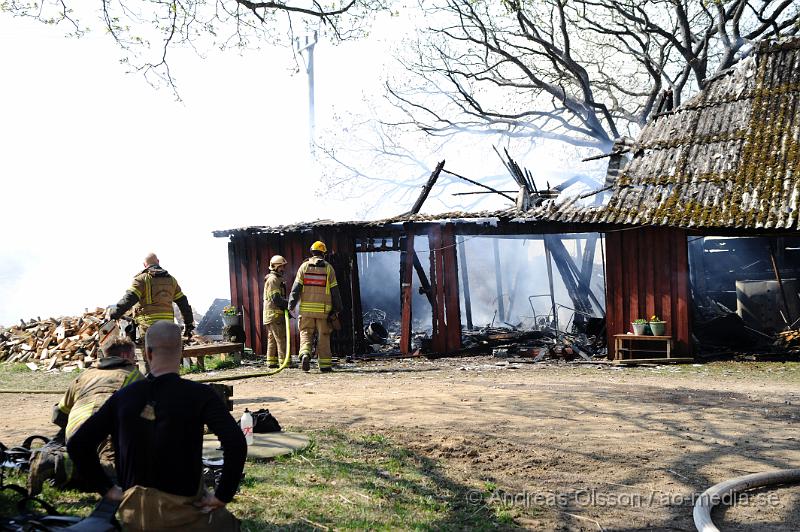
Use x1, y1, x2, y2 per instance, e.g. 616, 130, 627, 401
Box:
0, 363, 81, 392
0, 430, 524, 530
180, 355, 241, 375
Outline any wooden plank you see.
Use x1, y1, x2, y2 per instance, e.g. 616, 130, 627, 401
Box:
428, 226, 447, 353
644, 227, 656, 320
330, 230, 357, 358
625, 230, 640, 324
183, 342, 244, 358
608, 231, 626, 350
674, 229, 691, 355
442, 223, 462, 352
400, 234, 415, 355
349, 234, 364, 356
228, 241, 240, 317
657, 227, 673, 337
245, 236, 260, 355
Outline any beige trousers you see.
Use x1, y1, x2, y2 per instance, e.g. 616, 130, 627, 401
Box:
299, 316, 332, 369
265, 317, 287, 365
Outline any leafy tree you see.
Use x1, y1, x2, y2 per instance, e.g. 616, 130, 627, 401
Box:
387, 0, 800, 151
1, 0, 387, 93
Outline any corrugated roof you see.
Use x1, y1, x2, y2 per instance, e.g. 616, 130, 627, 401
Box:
215, 38, 800, 237
571, 38, 800, 230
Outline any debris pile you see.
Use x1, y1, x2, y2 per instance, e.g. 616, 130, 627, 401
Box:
775, 329, 800, 353
1, 310, 213, 371
0, 309, 109, 372
463, 326, 605, 361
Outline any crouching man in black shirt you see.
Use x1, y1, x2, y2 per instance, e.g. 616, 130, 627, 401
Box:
68, 321, 247, 531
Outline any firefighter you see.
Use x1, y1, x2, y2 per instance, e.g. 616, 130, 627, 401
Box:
263, 255, 290, 368
288, 241, 343, 372
27, 337, 143, 495
108, 253, 194, 340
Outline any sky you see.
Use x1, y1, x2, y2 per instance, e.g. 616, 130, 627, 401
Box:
0, 9, 605, 326
0, 13, 364, 325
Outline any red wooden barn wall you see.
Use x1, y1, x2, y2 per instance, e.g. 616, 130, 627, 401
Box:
227, 231, 362, 358
604, 227, 692, 355
427, 224, 462, 354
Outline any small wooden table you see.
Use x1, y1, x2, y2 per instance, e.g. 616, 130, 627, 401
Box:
614, 334, 676, 364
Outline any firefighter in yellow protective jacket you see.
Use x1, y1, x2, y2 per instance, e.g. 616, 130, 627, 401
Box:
109, 253, 194, 339
263, 255, 290, 368
28, 338, 143, 495
288, 241, 343, 372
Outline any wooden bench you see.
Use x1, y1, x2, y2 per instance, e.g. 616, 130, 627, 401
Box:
613, 334, 693, 364
182, 342, 244, 370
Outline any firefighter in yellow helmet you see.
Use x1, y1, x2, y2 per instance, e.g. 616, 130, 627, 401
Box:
288, 241, 343, 372
263, 255, 290, 368
108, 253, 194, 340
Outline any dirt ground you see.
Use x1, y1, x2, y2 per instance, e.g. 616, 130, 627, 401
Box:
2, 357, 799, 531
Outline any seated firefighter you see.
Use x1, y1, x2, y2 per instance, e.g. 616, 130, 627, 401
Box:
68, 321, 247, 531
28, 336, 143, 495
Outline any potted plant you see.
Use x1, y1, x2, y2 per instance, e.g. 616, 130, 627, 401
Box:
631, 318, 648, 335
222, 305, 240, 326
649, 315, 666, 336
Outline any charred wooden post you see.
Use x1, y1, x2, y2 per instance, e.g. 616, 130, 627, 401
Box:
457, 236, 473, 330
407, 160, 446, 215
399, 233, 415, 354
543, 236, 558, 333
426, 225, 461, 353
768, 240, 791, 325
442, 224, 462, 351
429, 227, 447, 353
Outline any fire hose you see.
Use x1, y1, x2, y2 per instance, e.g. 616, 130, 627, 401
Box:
0, 311, 295, 392
693, 468, 800, 532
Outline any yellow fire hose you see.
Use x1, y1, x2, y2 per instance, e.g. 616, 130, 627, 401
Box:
0, 311, 294, 392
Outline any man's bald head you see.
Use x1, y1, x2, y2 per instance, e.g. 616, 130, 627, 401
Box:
144, 321, 182, 373
144, 253, 159, 266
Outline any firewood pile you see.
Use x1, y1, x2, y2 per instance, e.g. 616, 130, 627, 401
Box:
0, 309, 214, 372
775, 329, 800, 352
0, 309, 109, 372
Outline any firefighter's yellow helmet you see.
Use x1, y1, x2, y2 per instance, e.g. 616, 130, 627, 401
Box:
269, 255, 288, 268
310, 241, 327, 253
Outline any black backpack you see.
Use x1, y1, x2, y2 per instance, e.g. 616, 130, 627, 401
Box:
252, 409, 281, 433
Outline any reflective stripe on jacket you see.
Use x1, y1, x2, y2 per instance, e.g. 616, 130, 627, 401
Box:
295, 258, 338, 319
263, 272, 286, 324
58, 358, 143, 440
129, 269, 185, 326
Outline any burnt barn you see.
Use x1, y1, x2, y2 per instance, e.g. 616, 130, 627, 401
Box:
213, 38, 800, 362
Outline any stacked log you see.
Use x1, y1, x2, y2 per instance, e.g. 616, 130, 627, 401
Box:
776, 329, 800, 352
1, 309, 214, 372
0, 309, 107, 371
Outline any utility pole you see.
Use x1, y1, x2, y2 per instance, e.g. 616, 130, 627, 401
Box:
294, 31, 318, 156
